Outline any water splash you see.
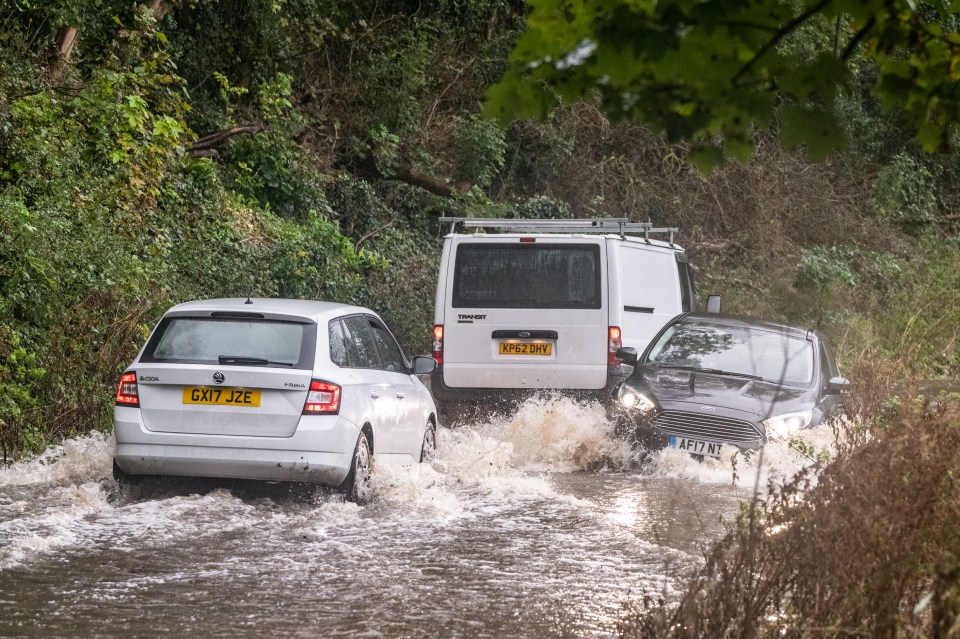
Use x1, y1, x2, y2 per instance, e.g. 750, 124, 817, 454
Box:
0, 431, 113, 488
643, 423, 840, 492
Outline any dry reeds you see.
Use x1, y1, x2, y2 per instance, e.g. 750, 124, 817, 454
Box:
620, 395, 960, 638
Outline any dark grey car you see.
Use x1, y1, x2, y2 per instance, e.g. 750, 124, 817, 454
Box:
610, 313, 849, 457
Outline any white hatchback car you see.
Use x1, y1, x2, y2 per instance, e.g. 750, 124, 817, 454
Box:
113, 298, 439, 501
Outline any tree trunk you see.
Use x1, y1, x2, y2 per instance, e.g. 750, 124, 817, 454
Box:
149, 0, 176, 21
47, 25, 79, 79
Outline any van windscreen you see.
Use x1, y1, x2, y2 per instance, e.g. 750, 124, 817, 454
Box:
452, 243, 601, 309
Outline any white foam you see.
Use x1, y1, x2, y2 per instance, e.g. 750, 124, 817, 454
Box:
0, 481, 111, 569
645, 423, 840, 493
0, 430, 112, 487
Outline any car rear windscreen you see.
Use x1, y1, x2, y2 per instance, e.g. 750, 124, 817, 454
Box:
140, 317, 316, 368
452, 243, 602, 309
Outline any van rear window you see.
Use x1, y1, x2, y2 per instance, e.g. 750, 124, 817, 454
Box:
452, 243, 601, 309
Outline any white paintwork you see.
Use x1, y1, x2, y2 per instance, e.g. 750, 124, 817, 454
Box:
434, 234, 691, 393
114, 298, 437, 485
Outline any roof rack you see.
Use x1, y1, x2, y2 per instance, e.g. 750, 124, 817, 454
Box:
438, 217, 679, 243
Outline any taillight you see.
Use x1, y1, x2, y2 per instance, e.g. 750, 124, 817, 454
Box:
115, 372, 140, 407
608, 326, 622, 366
432, 324, 444, 365
303, 380, 341, 414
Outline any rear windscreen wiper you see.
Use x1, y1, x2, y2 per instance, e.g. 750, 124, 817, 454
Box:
218, 355, 293, 367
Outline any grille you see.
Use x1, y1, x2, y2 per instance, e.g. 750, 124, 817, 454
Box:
654, 410, 762, 443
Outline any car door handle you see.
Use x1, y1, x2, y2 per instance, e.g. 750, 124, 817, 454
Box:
370, 391, 381, 399
395, 392, 406, 399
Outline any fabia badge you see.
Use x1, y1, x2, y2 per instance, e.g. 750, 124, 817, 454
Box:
213, 372, 225, 385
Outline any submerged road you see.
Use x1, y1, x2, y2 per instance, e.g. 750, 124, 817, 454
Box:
0, 397, 831, 638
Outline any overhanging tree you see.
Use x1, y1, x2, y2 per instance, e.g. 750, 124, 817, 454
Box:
485, 0, 960, 169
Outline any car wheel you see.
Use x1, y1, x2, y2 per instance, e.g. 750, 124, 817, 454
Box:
112, 459, 142, 487
343, 433, 373, 504
420, 423, 437, 463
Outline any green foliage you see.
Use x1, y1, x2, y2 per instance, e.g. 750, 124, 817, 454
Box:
454, 115, 507, 188
0, 327, 44, 426
795, 246, 860, 291
266, 210, 385, 301
510, 195, 572, 219
871, 154, 939, 233
787, 435, 831, 464
486, 0, 960, 167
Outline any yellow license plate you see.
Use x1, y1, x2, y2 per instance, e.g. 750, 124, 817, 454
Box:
498, 342, 552, 356
183, 387, 261, 407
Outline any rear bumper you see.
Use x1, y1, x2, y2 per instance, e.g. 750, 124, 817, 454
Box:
429, 364, 631, 405
113, 406, 360, 485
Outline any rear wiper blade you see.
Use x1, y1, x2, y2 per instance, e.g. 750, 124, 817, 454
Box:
218, 355, 293, 367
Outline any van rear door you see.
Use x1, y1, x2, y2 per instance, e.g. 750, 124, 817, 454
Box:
441, 237, 608, 390
613, 242, 685, 352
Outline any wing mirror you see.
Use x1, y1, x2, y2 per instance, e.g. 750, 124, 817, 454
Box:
615, 347, 638, 366
706, 295, 722, 314
412, 355, 438, 375
826, 376, 850, 395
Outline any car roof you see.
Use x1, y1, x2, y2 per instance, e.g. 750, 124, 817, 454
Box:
164, 298, 373, 322
677, 313, 814, 340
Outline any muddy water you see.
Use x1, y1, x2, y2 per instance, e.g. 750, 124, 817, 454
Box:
0, 397, 835, 638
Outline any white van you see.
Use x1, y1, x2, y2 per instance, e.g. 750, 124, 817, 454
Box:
430, 218, 695, 406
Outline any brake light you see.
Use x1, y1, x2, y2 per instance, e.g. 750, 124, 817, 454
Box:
115, 372, 140, 407
303, 380, 341, 414
433, 324, 444, 365
519, 237, 536, 243
608, 326, 622, 366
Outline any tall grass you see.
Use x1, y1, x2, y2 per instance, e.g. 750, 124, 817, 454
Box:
619, 389, 960, 638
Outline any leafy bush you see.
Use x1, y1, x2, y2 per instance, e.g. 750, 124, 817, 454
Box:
794, 245, 859, 291
871, 154, 938, 233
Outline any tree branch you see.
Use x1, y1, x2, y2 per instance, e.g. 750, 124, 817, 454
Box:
841, 17, 876, 62
732, 0, 834, 84
393, 165, 472, 197
187, 123, 265, 154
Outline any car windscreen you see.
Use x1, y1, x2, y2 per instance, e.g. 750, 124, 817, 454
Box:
452, 243, 601, 309
140, 316, 317, 368
647, 322, 814, 385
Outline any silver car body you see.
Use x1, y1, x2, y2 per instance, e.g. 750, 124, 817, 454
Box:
114, 298, 438, 485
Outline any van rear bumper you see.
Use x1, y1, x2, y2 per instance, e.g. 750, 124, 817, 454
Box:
428, 364, 631, 406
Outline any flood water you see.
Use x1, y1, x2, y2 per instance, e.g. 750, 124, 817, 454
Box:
0, 397, 836, 638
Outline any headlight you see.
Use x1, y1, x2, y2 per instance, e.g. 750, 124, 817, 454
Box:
764, 410, 813, 440
617, 383, 655, 412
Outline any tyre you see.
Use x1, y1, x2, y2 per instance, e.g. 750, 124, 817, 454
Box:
420, 423, 437, 463
112, 459, 142, 487
342, 432, 372, 504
